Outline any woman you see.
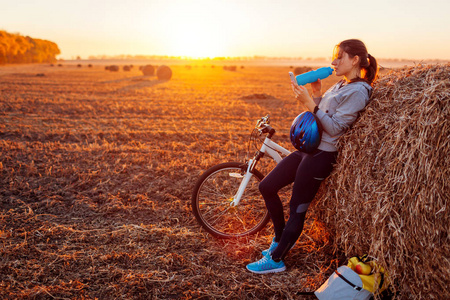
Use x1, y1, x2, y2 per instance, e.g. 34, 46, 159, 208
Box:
246, 39, 378, 274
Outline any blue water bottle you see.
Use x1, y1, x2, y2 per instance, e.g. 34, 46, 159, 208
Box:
295, 67, 333, 85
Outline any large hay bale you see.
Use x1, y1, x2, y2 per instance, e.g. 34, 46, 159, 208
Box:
156, 65, 172, 80
313, 64, 449, 299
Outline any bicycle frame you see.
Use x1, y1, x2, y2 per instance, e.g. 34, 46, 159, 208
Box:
229, 136, 291, 207
260, 137, 291, 164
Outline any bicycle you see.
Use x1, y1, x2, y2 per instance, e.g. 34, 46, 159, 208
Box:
191, 115, 292, 238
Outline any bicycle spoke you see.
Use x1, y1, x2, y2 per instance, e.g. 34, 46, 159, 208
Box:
231, 211, 248, 231
200, 203, 226, 219
206, 207, 231, 227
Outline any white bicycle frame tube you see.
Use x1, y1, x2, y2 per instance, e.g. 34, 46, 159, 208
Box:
229, 158, 255, 207
260, 137, 291, 164
230, 137, 291, 207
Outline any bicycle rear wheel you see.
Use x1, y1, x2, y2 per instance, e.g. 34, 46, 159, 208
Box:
191, 162, 270, 238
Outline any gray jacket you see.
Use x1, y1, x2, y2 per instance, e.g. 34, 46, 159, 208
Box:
314, 80, 372, 152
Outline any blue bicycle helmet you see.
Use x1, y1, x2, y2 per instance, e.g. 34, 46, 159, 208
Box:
290, 111, 323, 153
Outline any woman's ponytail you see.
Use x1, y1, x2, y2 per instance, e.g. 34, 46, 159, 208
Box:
365, 53, 378, 85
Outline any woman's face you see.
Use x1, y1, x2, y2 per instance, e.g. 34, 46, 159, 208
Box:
332, 50, 358, 78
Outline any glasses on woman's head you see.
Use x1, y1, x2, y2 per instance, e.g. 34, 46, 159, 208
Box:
332, 45, 349, 61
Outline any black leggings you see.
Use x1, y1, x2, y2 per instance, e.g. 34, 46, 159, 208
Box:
259, 149, 337, 261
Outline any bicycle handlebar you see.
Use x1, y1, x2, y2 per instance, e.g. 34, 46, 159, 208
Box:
255, 114, 270, 128
255, 114, 275, 137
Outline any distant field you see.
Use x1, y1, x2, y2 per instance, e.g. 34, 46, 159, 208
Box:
1, 63, 350, 298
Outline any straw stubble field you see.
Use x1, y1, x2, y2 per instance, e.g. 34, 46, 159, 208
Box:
1, 63, 347, 299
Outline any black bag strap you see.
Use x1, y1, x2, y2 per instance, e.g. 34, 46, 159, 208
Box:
335, 270, 363, 291
358, 254, 369, 263
295, 291, 315, 296
378, 271, 385, 291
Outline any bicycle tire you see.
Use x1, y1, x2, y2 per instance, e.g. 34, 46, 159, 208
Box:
191, 162, 270, 238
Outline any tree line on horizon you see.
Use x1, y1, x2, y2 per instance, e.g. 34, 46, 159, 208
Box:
0, 30, 60, 64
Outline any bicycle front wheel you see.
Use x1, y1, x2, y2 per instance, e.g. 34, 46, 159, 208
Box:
191, 162, 270, 238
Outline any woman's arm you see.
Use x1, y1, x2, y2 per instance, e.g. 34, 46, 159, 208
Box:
313, 96, 322, 106
316, 90, 368, 136
310, 78, 322, 98
291, 78, 322, 110
291, 84, 316, 112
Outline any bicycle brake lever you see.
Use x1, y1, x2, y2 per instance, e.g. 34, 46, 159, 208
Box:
256, 115, 270, 128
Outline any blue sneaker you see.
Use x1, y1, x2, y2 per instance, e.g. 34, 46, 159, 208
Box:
246, 255, 286, 274
261, 237, 278, 256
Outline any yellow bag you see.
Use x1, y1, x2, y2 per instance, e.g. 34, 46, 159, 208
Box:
347, 254, 389, 294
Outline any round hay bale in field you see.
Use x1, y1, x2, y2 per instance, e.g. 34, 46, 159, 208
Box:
294, 66, 312, 75
123, 65, 131, 71
109, 65, 119, 72
312, 64, 449, 299
156, 65, 172, 80
142, 64, 155, 76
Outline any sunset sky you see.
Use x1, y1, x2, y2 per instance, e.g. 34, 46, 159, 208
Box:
2, 0, 450, 60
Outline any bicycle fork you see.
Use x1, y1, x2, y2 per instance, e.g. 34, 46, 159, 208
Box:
229, 152, 263, 207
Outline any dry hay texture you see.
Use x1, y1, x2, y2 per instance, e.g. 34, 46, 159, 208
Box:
313, 63, 449, 299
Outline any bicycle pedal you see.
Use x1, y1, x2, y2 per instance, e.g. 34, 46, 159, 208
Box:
229, 172, 244, 178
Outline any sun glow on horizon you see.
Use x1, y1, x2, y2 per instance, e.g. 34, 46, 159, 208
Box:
165, 24, 229, 59
150, 0, 248, 59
